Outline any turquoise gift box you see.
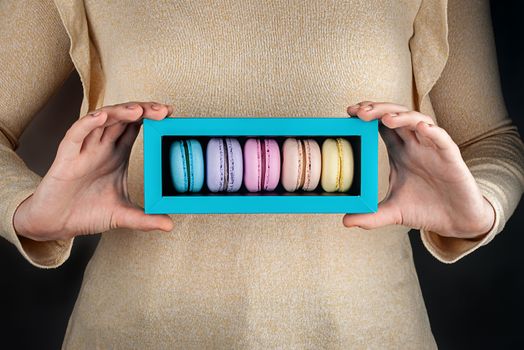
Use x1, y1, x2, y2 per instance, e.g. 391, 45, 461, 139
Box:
143, 117, 378, 214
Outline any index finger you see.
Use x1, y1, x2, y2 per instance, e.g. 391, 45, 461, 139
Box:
347, 101, 411, 121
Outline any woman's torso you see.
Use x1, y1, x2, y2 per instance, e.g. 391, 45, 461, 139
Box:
62, 1, 437, 348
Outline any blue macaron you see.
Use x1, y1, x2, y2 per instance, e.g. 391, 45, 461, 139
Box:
169, 139, 204, 192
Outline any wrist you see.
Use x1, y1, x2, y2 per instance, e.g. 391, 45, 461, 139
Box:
468, 196, 496, 241
13, 194, 39, 241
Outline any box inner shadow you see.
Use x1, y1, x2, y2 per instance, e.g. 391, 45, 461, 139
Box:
161, 135, 361, 197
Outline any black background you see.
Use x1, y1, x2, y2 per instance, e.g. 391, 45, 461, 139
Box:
0, 2, 522, 349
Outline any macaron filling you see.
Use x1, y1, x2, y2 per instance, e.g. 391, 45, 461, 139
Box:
336, 138, 343, 191
221, 138, 229, 191
259, 139, 266, 191
297, 139, 305, 190
183, 140, 193, 191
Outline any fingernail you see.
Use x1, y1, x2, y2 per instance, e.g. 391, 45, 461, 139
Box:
389, 113, 398, 117
89, 111, 101, 117
151, 103, 162, 111
362, 105, 373, 111
426, 122, 433, 127
126, 104, 139, 109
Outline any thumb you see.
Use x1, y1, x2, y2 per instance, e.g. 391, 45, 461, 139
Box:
342, 200, 400, 230
115, 204, 174, 232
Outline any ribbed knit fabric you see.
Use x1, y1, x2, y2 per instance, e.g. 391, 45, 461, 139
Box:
1, 0, 523, 348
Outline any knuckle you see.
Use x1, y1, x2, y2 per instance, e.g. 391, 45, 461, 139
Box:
416, 120, 427, 127
144, 101, 158, 108
56, 139, 69, 153
64, 127, 73, 138
155, 106, 168, 113
64, 125, 79, 139
122, 107, 143, 121
393, 214, 403, 226
149, 102, 168, 111
381, 113, 398, 124
116, 103, 145, 121
121, 101, 143, 111
133, 104, 145, 114
134, 102, 151, 112
360, 223, 373, 230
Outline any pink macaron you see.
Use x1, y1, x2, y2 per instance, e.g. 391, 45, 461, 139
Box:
281, 138, 321, 192
243, 138, 281, 192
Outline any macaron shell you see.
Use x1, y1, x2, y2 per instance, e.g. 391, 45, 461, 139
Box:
263, 139, 281, 191
302, 139, 321, 191
226, 138, 243, 192
338, 138, 354, 192
206, 138, 225, 192
187, 139, 204, 192
281, 138, 300, 192
243, 138, 260, 192
321, 138, 341, 192
170, 140, 189, 192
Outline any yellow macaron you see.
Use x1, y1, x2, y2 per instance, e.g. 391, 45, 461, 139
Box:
321, 138, 354, 192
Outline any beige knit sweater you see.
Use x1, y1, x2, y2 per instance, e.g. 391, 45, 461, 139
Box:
1, 0, 523, 348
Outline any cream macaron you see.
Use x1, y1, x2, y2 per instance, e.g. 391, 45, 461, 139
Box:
281, 138, 322, 192
321, 138, 354, 192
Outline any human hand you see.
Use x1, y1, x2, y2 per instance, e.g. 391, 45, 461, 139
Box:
343, 101, 496, 239
13, 101, 175, 242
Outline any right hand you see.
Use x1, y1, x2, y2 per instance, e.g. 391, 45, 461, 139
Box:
13, 101, 175, 242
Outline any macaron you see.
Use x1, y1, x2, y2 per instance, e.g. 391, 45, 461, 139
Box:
243, 138, 281, 192
321, 138, 354, 192
281, 138, 321, 192
169, 139, 204, 193
206, 137, 243, 192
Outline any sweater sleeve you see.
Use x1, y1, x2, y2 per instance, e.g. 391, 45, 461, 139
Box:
420, 0, 524, 263
0, 0, 76, 268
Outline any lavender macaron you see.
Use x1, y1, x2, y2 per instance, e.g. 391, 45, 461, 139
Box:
206, 137, 243, 192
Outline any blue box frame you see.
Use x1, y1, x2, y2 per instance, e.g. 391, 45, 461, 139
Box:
143, 117, 378, 214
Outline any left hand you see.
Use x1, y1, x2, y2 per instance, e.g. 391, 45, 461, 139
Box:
342, 101, 496, 239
